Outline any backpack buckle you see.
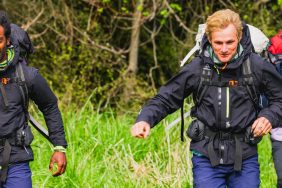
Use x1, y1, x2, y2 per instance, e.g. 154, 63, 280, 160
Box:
1, 78, 10, 85
219, 131, 232, 140
228, 80, 238, 87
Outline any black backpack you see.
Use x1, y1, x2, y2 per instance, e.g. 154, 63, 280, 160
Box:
10, 23, 34, 59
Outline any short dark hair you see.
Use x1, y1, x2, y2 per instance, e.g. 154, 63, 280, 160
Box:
0, 11, 11, 38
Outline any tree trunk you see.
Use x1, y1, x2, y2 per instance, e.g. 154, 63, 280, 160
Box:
127, 0, 144, 74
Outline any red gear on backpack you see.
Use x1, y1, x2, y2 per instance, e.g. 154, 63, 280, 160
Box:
268, 30, 282, 54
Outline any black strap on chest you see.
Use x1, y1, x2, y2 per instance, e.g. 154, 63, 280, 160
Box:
15, 63, 30, 122
0, 82, 9, 110
241, 58, 259, 111
195, 57, 258, 110
195, 64, 212, 106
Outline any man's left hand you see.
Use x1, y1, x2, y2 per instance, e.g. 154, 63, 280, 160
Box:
251, 117, 272, 137
49, 151, 67, 177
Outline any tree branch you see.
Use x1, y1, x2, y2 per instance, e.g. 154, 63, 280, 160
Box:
163, 0, 196, 34
21, 8, 44, 31
73, 26, 129, 55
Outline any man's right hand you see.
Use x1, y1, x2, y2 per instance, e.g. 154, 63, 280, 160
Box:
131, 121, 151, 139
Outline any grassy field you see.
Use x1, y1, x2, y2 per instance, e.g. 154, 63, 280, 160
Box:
29, 102, 277, 188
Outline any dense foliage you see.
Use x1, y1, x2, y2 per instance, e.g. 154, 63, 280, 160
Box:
1, 0, 281, 109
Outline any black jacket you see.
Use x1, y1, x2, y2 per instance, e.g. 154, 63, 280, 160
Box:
0, 43, 67, 164
136, 24, 282, 165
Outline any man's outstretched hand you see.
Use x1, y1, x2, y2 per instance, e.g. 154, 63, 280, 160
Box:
131, 121, 151, 139
49, 151, 67, 177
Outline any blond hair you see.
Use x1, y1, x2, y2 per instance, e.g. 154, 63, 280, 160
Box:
205, 9, 243, 41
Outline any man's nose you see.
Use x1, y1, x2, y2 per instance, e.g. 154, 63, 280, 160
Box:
221, 44, 228, 53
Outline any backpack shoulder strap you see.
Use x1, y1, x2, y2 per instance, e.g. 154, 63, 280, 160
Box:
242, 57, 259, 111
15, 63, 51, 141
0, 82, 9, 110
195, 63, 213, 106
15, 62, 30, 120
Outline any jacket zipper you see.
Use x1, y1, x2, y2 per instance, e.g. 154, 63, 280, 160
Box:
226, 87, 230, 128
218, 87, 222, 126
217, 73, 222, 128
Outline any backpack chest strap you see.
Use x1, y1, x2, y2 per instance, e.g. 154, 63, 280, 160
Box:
0, 77, 22, 84
0, 63, 29, 116
195, 57, 259, 110
201, 80, 253, 87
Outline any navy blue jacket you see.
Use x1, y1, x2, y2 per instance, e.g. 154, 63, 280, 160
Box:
136, 24, 282, 164
0, 42, 67, 164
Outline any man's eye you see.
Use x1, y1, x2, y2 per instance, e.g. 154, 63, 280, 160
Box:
227, 41, 235, 44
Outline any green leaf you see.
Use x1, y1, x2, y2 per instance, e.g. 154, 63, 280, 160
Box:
243, 15, 248, 21
272, 5, 278, 11
98, 8, 103, 13
170, 3, 182, 12
160, 9, 169, 17
121, 7, 129, 13
142, 11, 149, 17
161, 19, 166, 25
137, 5, 143, 12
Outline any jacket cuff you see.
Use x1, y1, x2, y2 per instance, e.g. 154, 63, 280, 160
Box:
53, 146, 66, 153
258, 113, 278, 128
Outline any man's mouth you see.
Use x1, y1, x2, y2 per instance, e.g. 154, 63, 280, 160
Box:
220, 54, 229, 58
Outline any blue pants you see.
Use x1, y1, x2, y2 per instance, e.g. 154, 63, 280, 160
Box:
0, 162, 32, 188
272, 140, 282, 188
192, 154, 260, 188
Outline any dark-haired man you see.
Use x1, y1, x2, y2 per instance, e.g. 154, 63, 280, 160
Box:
0, 11, 67, 188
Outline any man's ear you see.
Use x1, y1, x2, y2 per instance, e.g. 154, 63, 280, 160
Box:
7, 38, 10, 46
238, 33, 242, 41
207, 35, 212, 44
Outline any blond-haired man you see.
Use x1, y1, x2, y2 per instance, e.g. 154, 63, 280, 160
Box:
131, 9, 282, 187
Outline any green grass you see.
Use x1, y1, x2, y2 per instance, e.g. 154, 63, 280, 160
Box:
29, 102, 277, 187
